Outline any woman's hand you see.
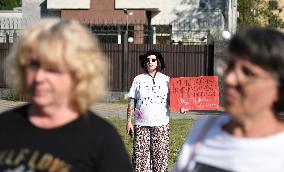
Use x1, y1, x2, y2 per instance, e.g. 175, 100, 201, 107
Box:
180, 107, 188, 114
126, 121, 134, 137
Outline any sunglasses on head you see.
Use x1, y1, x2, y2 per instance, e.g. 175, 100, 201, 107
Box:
146, 58, 157, 63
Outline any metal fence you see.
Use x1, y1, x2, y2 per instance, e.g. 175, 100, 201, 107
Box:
0, 18, 211, 45
89, 23, 210, 45
1, 43, 209, 91
0, 43, 10, 88
0, 18, 215, 101
0, 18, 39, 43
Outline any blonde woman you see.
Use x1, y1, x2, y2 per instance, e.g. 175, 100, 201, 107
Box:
0, 19, 132, 172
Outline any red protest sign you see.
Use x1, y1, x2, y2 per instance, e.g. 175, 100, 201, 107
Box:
170, 76, 219, 111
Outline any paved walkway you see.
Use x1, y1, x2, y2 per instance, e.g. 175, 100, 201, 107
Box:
0, 100, 27, 112
0, 99, 223, 119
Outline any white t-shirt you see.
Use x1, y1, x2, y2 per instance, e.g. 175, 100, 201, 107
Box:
128, 73, 170, 126
175, 115, 284, 172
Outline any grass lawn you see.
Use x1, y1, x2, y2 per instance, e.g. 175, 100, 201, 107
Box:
106, 117, 196, 165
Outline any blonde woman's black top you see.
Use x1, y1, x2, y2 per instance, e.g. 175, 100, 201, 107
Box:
0, 105, 132, 172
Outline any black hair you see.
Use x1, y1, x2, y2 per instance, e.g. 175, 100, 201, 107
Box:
228, 27, 284, 84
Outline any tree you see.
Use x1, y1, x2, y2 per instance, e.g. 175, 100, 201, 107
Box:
238, 0, 284, 29
0, 0, 21, 10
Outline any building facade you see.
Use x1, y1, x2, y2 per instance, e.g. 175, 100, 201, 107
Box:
0, 0, 238, 44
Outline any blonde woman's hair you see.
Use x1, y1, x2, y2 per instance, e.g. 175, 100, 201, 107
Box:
6, 19, 108, 113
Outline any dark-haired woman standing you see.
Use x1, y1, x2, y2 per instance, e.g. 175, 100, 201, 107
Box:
127, 50, 170, 172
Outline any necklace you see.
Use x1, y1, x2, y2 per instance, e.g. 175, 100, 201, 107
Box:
147, 71, 157, 84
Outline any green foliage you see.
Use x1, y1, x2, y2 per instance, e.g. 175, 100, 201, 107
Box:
106, 117, 196, 166
238, 0, 262, 28
263, 6, 284, 28
238, 0, 284, 29
0, 0, 21, 10
2, 91, 21, 101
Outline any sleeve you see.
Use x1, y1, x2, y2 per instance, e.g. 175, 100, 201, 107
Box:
128, 77, 136, 98
97, 125, 132, 172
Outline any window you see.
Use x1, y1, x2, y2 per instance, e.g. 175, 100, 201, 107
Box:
89, 25, 133, 44
144, 25, 172, 44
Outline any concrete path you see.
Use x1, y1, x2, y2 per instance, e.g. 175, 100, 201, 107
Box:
0, 99, 224, 119
0, 100, 27, 113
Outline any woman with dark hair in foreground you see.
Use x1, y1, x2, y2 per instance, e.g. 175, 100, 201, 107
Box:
175, 27, 284, 172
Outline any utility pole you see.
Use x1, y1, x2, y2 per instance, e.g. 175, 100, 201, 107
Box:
205, 31, 214, 76
146, 11, 152, 44
123, 9, 133, 91
228, 0, 238, 34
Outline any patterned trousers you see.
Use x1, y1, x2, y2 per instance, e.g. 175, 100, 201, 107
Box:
132, 124, 169, 172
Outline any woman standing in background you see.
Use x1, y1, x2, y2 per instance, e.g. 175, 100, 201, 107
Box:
127, 50, 170, 172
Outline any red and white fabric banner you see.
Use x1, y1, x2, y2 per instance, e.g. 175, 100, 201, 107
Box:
170, 76, 219, 111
